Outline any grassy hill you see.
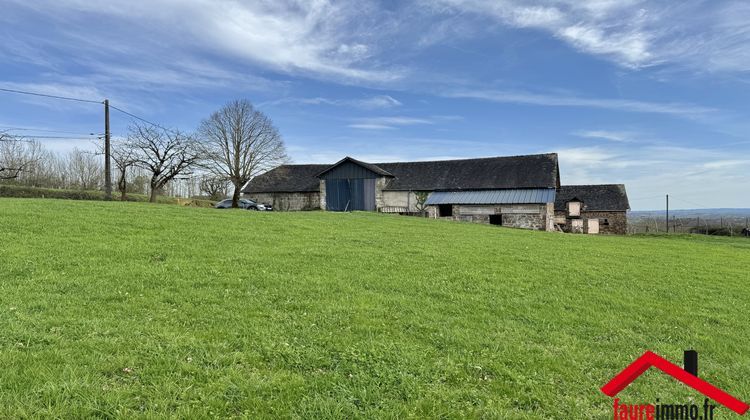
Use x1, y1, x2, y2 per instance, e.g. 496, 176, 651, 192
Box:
1, 198, 749, 418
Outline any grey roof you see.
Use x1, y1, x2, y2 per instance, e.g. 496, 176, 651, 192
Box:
555, 184, 630, 211
425, 188, 556, 205
317, 156, 394, 178
243, 153, 559, 193
378, 153, 559, 191
244, 164, 327, 193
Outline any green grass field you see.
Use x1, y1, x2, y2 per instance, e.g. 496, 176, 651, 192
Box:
1, 199, 749, 418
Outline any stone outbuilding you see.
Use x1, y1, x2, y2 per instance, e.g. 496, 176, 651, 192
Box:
554, 184, 630, 234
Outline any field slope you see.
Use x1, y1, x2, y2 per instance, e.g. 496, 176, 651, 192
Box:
1, 199, 749, 418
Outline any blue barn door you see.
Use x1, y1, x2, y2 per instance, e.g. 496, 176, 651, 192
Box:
325, 179, 351, 211
325, 179, 376, 211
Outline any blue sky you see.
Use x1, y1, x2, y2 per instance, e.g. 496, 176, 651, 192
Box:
1, 0, 749, 210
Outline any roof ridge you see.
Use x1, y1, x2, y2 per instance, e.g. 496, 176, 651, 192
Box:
277, 153, 559, 167
560, 183, 624, 187
375, 152, 557, 166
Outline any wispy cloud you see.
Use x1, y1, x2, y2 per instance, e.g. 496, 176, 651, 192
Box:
348, 116, 435, 130
264, 95, 402, 110
348, 123, 397, 130
6, 0, 402, 84
427, 0, 653, 67
444, 89, 716, 116
0, 82, 107, 113
573, 130, 634, 142
427, 0, 750, 75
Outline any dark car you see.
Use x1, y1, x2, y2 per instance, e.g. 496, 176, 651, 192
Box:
214, 198, 266, 211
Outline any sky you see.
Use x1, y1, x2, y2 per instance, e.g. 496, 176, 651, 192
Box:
1, 0, 749, 210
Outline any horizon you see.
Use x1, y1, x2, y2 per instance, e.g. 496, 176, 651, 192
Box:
1, 1, 749, 211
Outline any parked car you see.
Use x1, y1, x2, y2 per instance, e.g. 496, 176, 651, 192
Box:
214, 198, 266, 211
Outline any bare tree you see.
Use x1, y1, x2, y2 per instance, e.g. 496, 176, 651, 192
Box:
127, 123, 201, 202
198, 99, 288, 208
66, 148, 103, 190
0, 132, 42, 180
111, 139, 137, 200
199, 175, 230, 200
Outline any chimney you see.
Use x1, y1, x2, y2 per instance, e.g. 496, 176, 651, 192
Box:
684, 350, 698, 377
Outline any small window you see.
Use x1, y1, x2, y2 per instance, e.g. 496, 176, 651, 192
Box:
601, 218, 610, 226
567, 201, 581, 216
438, 204, 453, 217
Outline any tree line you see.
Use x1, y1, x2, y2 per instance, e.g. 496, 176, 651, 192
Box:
0, 99, 288, 207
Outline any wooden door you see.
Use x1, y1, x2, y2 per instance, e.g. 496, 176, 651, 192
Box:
587, 218, 599, 234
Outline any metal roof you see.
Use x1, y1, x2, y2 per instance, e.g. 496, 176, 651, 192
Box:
425, 188, 556, 205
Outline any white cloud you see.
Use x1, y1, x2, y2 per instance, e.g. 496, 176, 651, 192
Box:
347, 123, 396, 130
265, 95, 402, 110
573, 130, 634, 142
6, 0, 401, 83
428, 0, 652, 67
427, 0, 750, 74
0, 82, 107, 113
445, 89, 715, 116
349, 116, 435, 130
701, 159, 750, 169
356, 95, 403, 109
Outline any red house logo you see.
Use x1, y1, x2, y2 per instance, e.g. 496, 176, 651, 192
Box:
601, 350, 749, 415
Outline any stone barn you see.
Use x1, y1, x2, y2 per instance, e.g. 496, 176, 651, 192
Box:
242, 153, 630, 234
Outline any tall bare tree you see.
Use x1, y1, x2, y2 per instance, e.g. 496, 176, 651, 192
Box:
126, 123, 201, 202
198, 99, 288, 208
0, 132, 42, 180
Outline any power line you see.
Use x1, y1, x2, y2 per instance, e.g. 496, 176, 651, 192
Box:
629, 194, 665, 201
108, 104, 176, 134
0, 87, 177, 134
20, 135, 101, 140
0, 126, 101, 136
0, 87, 102, 104
669, 196, 705, 209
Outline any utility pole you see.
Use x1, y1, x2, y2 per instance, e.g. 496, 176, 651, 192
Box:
104, 99, 112, 200
666, 194, 669, 233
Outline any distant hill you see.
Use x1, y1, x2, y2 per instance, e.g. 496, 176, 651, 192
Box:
630, 208, 750, 218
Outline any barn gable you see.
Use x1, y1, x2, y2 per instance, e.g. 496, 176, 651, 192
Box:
554, 185, 630, 212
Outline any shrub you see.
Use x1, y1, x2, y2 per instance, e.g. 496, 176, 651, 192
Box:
0, 184, 214, 207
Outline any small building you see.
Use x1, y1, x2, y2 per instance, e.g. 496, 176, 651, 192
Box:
554, 185, 630, 234
243, 153, 630, 234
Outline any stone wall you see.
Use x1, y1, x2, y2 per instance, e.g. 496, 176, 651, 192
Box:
375, 177, 389, 209
319, 179, 326, 210
500, 212, 546, 230
381, 190, 420, 211
448, 204, 552, 231
554, 210, 627, 234
583, 211, 627, 234
245, 192, 320, 211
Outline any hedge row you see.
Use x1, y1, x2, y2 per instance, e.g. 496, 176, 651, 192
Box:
0, 185, 214, 207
